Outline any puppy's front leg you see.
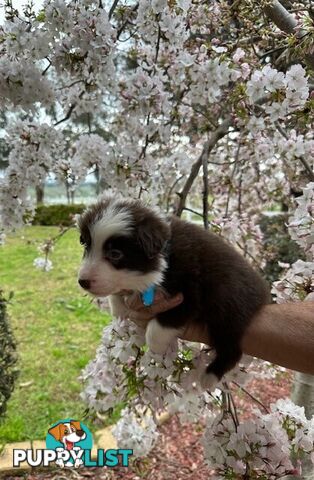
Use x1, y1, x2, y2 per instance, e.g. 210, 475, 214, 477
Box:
108, 294, 129, 319
145, 318, 183, 355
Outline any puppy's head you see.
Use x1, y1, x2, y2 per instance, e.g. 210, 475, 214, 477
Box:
77, 196, 170, 296
48, 421, 86, 445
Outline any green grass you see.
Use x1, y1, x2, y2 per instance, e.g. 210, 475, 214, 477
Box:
0, 226, 112, 443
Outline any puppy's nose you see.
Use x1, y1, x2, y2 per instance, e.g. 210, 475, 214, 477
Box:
78, 278, 91, 290
76, 429, 85, 437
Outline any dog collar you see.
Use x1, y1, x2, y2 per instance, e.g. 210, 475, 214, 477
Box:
141, 285, 156, 306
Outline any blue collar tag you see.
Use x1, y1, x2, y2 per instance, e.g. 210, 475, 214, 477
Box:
141, 285, 156, 306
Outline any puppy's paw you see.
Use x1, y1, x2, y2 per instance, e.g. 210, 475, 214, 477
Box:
200, 371, 219, 391
146, 334, 168, 355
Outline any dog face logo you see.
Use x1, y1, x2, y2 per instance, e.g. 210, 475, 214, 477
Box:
48, 421, 86, 451
46, 419, 92, 468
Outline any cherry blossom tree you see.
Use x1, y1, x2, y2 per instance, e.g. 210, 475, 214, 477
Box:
0, 0, 313, 477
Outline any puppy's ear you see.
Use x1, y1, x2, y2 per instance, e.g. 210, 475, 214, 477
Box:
136, 217, 170, 259
48, 423, 62, 441
71, 420, 81, 431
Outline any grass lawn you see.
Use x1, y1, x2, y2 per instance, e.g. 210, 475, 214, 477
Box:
0, 226, 112, 444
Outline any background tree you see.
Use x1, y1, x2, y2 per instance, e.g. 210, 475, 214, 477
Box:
0, 291, 18, 421
0, 0, 313, 477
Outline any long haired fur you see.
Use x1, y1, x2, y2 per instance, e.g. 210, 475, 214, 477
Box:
78, 196, 270, 389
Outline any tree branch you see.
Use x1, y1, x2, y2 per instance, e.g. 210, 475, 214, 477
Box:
166, 175, 184, 213
116, 3, 139, 40
54, 104, 76, 126
264, 0, 297, 34
275, 122, 314, 181
175, 118, 232, 217
108, 0, 119, 20
263, 0, 314, 70
202, 143, 209, 230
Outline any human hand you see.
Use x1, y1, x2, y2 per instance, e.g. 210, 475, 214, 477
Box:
123, 288, 184, 329
123, 289, 210, 343
125, 290, 314, 375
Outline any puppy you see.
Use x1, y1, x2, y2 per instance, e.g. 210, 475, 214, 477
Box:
48, 421, 86, 468
48, 421, 86, 450
78, 195, 270, 390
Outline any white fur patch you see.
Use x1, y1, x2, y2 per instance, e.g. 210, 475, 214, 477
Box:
200, 372, 219, 391
93, 204, 133, 249
78, 197, 169, 297
145, 318, 182, 355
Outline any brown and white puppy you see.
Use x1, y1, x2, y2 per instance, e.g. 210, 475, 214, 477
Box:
48, 421, 86, 450
78, 195, 270, 390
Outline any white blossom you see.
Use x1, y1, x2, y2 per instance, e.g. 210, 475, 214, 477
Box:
0, 2, 314, 477
112, 407, 159, 457
33, 257, 53, 271
288, 182, 314, 256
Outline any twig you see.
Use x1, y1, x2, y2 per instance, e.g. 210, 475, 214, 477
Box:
155, 22, 161, 64
176, 118, 232, 217
108, 0, 119, 20
202, 142, 209, 230
275, 122, 314, 181
182, 206, 203, 218
228, 390, 240, 427
166, 175, 184, 212
57, 79, 84, 90
41, 57, 51, 76
54, 103, 76, 126
117, 3, 139, 40
238, 172, 243, 214
224, 139, 242, 218
235, 240, 263, 271
263, 0, 314, 70
260, 44, 287, 59
233, 381, 270, 413
230, 0, 243, 11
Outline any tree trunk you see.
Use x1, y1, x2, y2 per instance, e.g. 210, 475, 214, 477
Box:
290, 294, 314, 480
35, 183, 44, 205
291, 373, 314, 480
95, 165, 100, 196
292, 373, 314, 418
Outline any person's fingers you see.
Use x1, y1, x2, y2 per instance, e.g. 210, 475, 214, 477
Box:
124, 291, 184, 331
125, 289, 167, 310
124, 292, 142, 310
128, 308, 154, 322
147, 292, 184, 316
125, 290, 184, 314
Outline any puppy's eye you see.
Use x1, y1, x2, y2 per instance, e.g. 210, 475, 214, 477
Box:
107, 249, 123, 261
